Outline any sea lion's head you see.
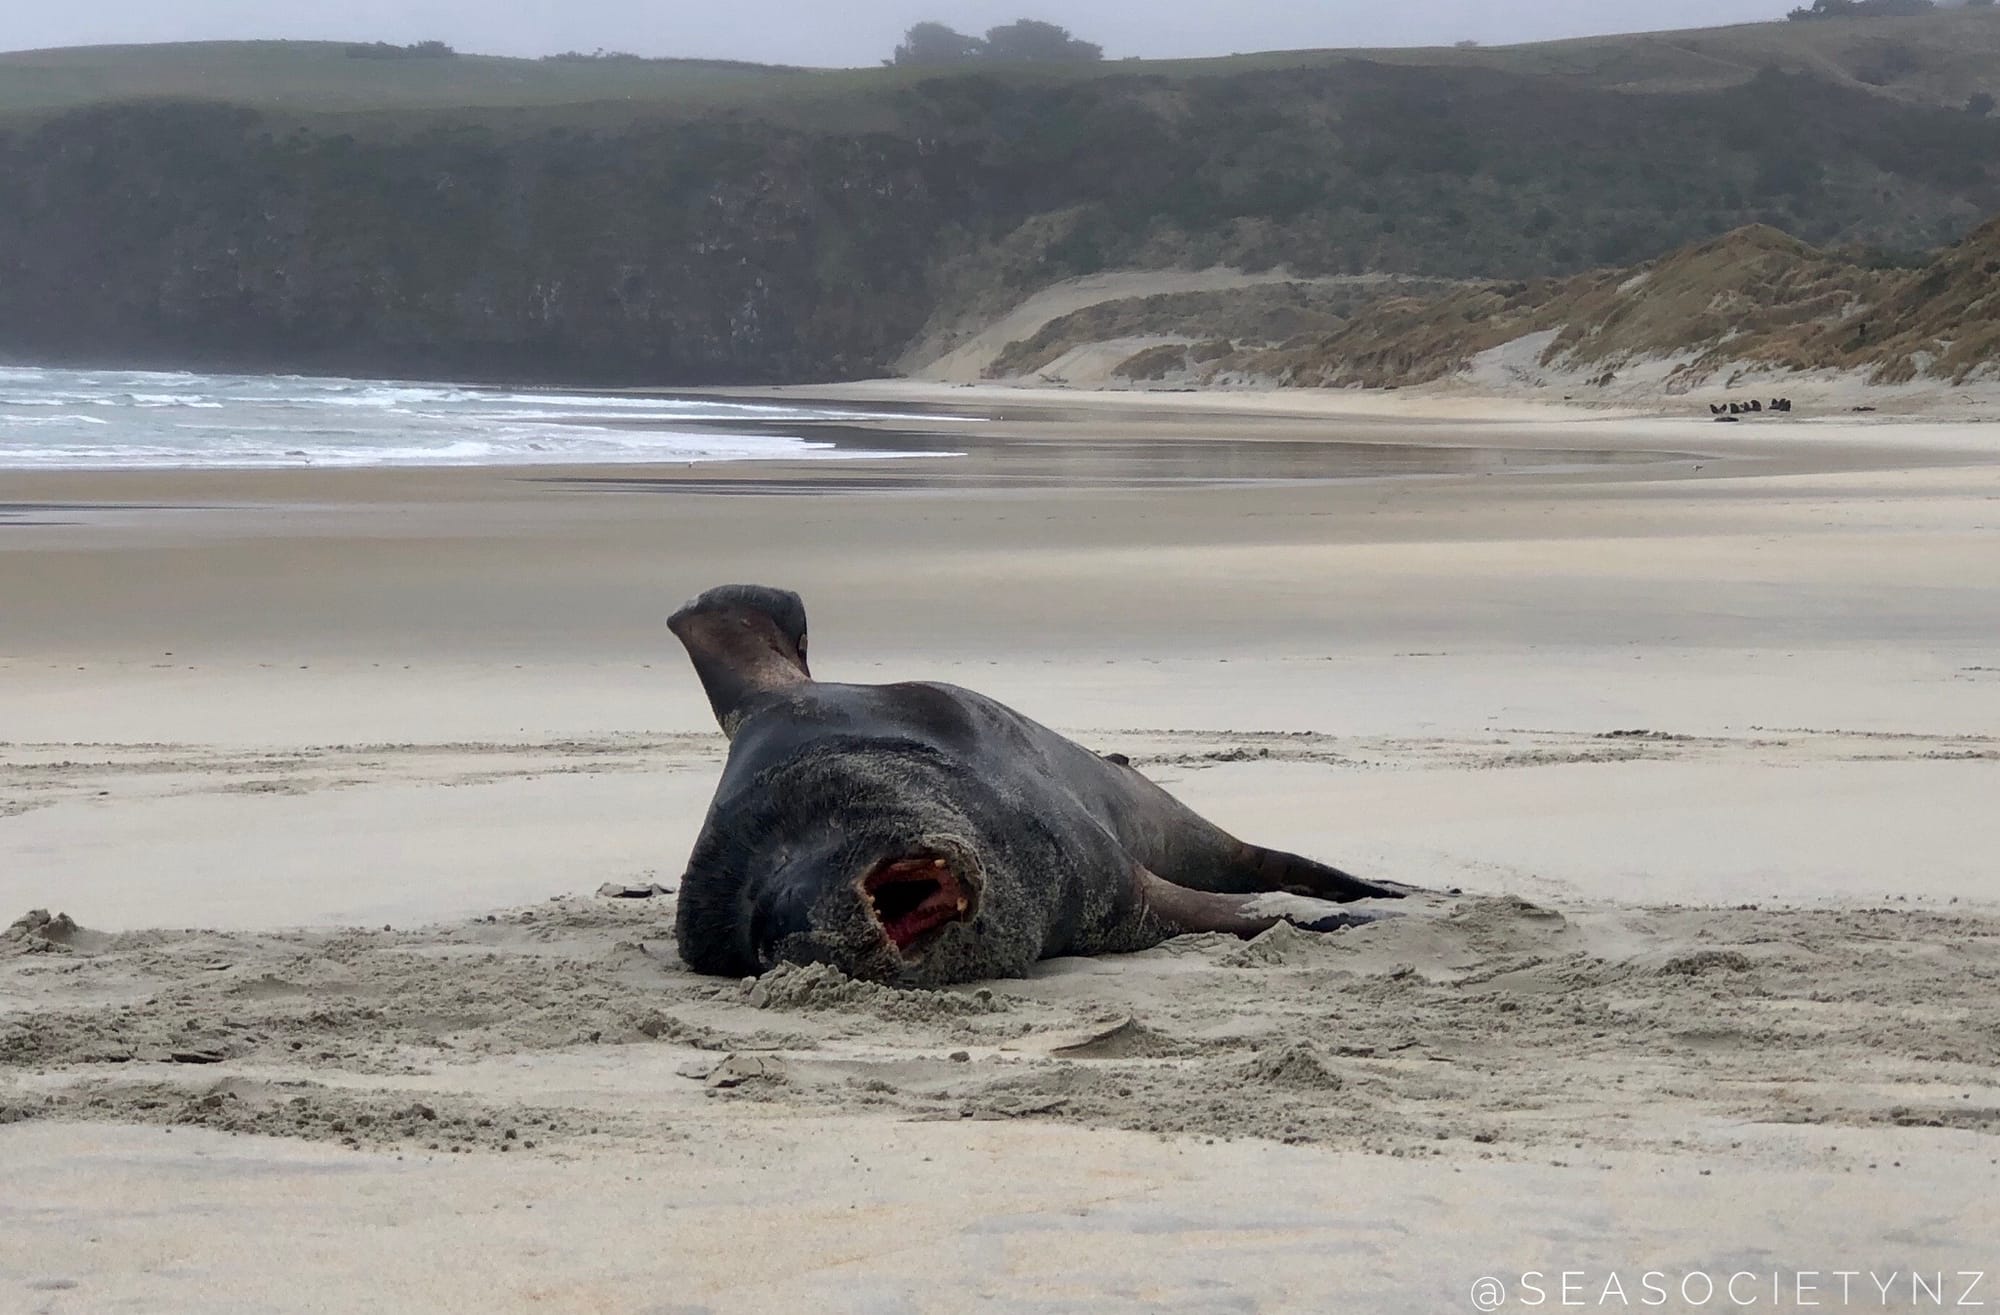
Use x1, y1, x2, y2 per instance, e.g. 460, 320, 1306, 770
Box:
675, 738, 1039, 984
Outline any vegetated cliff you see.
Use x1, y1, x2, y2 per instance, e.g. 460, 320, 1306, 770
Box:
2, 24, 2000, 383
1019, 217, 2000, 392
0, 103, 953, 382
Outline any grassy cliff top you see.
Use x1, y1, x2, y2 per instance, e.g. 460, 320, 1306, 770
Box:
3, 7, 1999, 123
0, 42, 819, 119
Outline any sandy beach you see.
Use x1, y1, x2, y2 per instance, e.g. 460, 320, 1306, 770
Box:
5, 388, 2000, 1312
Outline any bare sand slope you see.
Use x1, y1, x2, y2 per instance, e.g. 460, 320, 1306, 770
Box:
901, 267, 1394, 384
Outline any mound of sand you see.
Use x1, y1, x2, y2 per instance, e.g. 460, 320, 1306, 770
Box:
7, 891, 2000, 1157
739, 960, 1005, 1018
3, 909, 86, 955
1239, 1041, 1345, 1091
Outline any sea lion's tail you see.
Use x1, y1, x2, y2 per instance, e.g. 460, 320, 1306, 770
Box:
669, 584, 812, 734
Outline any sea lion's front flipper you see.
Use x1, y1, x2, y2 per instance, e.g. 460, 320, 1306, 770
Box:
1137, 867, 1387, 938
668, 584, 812, 736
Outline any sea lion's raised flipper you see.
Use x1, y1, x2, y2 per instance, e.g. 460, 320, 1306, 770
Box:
668, 584, 812, 736
1136, 868, 1385, 938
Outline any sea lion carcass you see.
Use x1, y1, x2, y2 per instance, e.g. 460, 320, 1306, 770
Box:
669, 585, 1407, 985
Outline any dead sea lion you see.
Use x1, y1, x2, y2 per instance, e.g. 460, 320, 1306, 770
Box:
668, 584, 1409, 985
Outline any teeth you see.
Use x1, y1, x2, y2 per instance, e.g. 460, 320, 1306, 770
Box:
956, 899, 968, 912
932, 858, 947, 869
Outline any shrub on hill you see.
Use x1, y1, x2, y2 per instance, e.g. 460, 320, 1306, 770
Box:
344, 41, 457, 59
542, 50, 646, 62
1788, 0, 1935, 18
891, 19, 1102, 66
983, 19, 1103, 62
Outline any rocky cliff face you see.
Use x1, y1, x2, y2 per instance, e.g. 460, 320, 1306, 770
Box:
2, 59, 1998, 384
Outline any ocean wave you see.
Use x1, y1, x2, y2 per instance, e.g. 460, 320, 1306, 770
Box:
478, 393, 986, 425
292, 384, 482, 407
126, 394, 227, 408
69, 393, 230, 409
1, 413, 113, 427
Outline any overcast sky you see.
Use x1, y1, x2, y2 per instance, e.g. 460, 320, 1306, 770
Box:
6, 1, 1808, 64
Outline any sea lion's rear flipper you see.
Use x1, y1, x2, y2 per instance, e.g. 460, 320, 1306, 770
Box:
1137, 868, 1388, 938
1231, 843, 1417, 902
668, 584, 812, 736
1095, 755, 1414, 902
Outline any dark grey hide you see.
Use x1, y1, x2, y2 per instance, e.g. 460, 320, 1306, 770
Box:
670, 584, 1406, 985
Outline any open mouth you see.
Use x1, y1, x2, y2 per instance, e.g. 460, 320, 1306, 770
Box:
861, 855, 973, 954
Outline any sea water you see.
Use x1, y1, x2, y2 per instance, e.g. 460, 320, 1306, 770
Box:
0, 365, 963, 469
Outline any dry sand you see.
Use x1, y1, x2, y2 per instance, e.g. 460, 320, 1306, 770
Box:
4, 393, 2000, 1312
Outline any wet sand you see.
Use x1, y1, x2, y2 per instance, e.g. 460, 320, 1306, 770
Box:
4, 393, 2000, 1312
